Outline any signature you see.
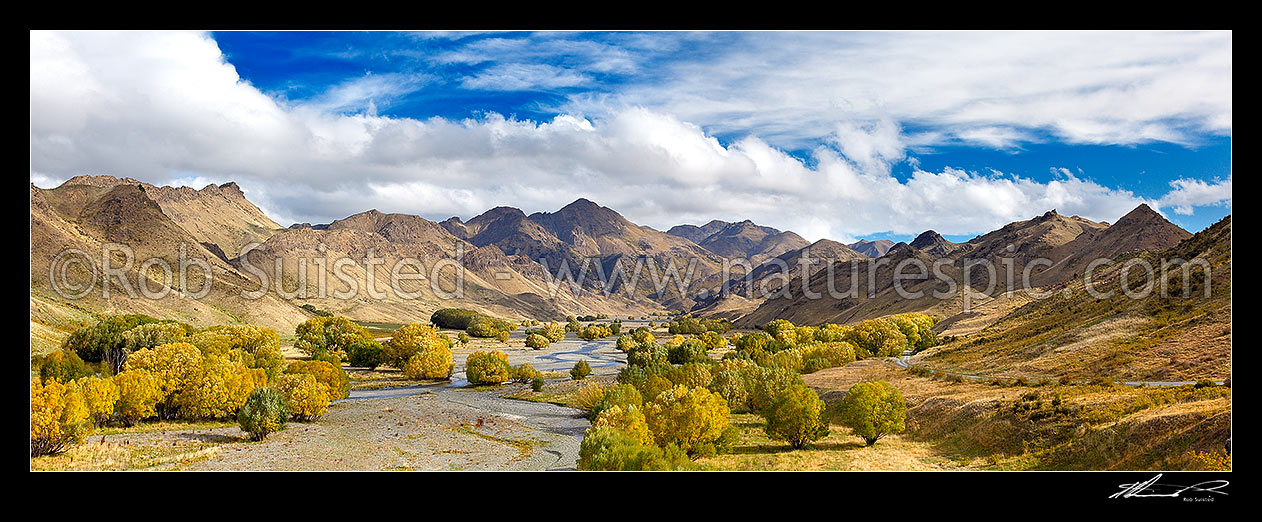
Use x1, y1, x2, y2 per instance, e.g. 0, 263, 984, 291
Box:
1110, 474, 1229, 499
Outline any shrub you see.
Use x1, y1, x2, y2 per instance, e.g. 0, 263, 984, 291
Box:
37, 350, 92, 384
75, 376, 119, 427
678, 363, 714, 389
465, 350, 512, 385
591, 405, 653, 446
763, 384, 830, 449
836, 380, 906, 446
384, 323, 452, 369
275, 373, 330, 422
733, 331, 773, 356
186, 324, 284, 378
760, 349, 803, 372
467, 317, 515, 339
709, 359, 754, 413
616, 335, 638, 352
746, 366, 805, 415
30, 377, 91, 456
579, 324, 613, 341
540, 322, 566, 342
668, 339, 709, 365
293, 316, 370, 359
285, 360, 350, 400
175, 355, 265, 419
237, 387, 289, 441
591, 384, 643, 420
124, 342, 204, 417
641, 375, 674, 403
627, 343, 667, 367
403, 350, 455, 380
457, 332, 470, 345
643, 385, 731, 455
698, 331, 727, 349
112, 370, 161, 426
526, 333, 550, 349
570, 360, 592, 380
430, 308, 485, 330
511, 363, 541, 383
577, 426, 696, 471
531, 377, 546, 392
62, 314, 160, 363
347, 339, 387, 369
117, 322, 187, 373
574, 381, 609, 412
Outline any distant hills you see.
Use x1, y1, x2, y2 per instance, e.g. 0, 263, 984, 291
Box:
30, 175, 1202, 341
847, 239, 895, 257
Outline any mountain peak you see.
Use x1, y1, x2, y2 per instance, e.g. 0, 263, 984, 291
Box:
563, 198, 600, 211
1115, 203, 1162, 225
910, 230, 944, 248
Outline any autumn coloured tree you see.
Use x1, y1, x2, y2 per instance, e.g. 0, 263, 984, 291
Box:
116, 322, 187, 374
36, 350, 92, 384
75, 376, 120, 427
579, 324, 612, 341
284, 360, 350, 400
465, 350, 512, 385
187, 324, 284, 378
293, 316, 371, 360
591, 405, 653, 446
385, 323, 453, 371
112, 369, 161, 426
526, 333, 549, 349
511, 363, 541, 383
763, 384, 830, 448
643, 385, 731, 456
540, 322, 566, 342
577, 425, 696, 471
836, 380, 906, 446
30, 377, 91, 456
275, 373, 330, 422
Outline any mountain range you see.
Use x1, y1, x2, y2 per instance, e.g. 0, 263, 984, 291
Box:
30, 175, 1199, 341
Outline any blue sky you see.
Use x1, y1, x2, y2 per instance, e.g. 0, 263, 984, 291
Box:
32, 31, 1232, 243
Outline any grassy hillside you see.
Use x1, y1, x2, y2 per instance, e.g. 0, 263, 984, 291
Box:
916, 215, 1231, 382
803, 360, 1230, 470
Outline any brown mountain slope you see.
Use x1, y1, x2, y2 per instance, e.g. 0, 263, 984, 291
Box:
734, 204, 1194, 328
697, 220, 811, 264
30, 182, 308, 337
848, 239, 895, 257
442, 206, 567, 261
667, 219, 731, 244
692, 239, 867, 319
908, 230, 959, 257
59, 175, 282, 257
914, 214, 1230, 381
1031, 204, 1192, 286
244, 207, 660, 322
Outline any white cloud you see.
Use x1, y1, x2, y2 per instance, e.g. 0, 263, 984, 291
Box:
1158, 176, 1233, 215
565, 31, 1232, 149
29, 31, 1228, 243
299, 72, 430, 114
460, 63, 590, 91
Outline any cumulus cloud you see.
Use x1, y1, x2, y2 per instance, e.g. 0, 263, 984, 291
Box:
29, 31, 1227, 242
1158, 177, 1233, 215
